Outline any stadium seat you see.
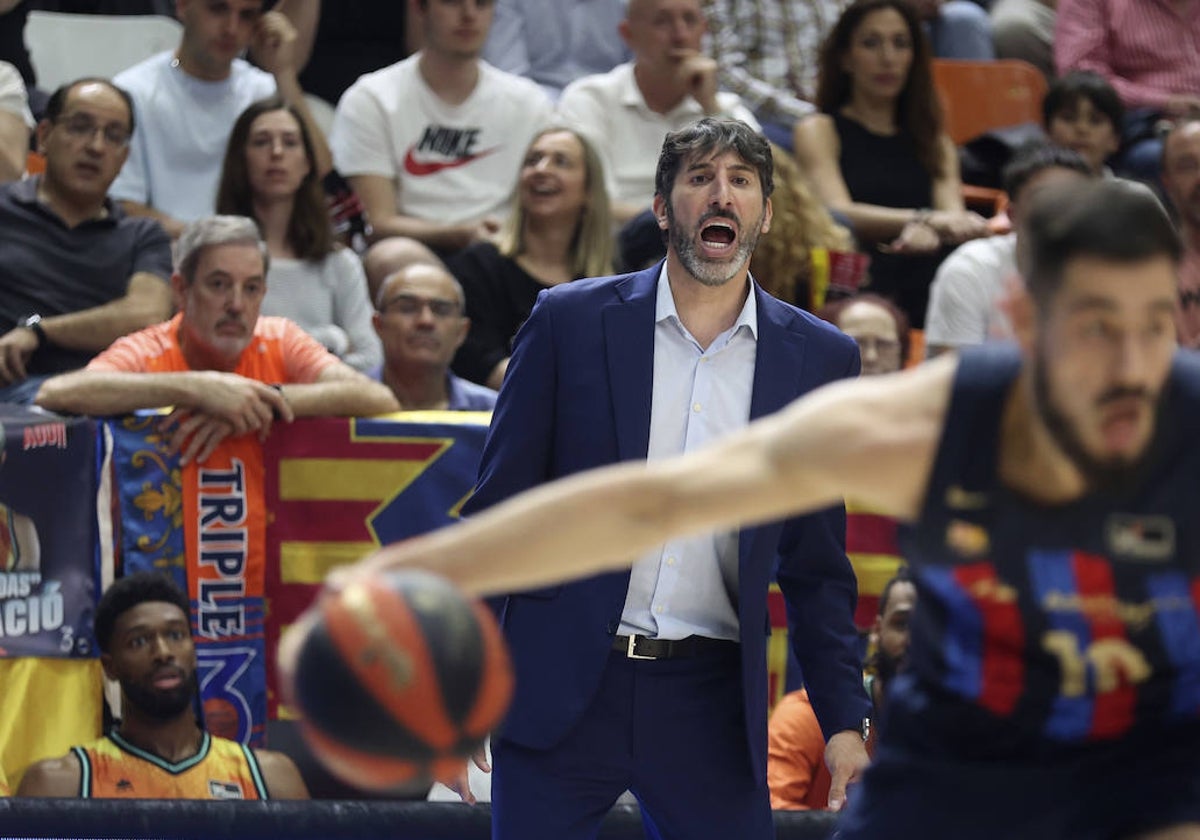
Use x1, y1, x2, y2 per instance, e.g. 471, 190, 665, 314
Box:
24, 12, 183, 91
932, 59, 1048, 214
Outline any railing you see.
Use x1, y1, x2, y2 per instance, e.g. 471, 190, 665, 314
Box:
0, 800, 839, 840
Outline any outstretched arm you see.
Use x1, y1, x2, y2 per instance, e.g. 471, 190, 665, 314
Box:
349, 356, 954, 597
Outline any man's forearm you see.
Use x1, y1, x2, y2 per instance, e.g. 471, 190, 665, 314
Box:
39, 274, 172, 353
367, 214, 476, 253
281, 378, 400, 417
35, 371, 205, 416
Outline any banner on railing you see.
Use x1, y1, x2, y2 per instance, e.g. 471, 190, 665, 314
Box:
106, 409, 811, 737
0, 409, 98, 659
261, 413, 491, 719
108, 412, 493, 743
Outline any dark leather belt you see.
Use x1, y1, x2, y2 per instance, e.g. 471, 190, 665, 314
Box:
612, 634, 737, 660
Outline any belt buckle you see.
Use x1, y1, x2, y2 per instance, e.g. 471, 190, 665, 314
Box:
626, 635, 657, 660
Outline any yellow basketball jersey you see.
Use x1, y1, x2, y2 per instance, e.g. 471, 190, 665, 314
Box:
72, 731, 269, 799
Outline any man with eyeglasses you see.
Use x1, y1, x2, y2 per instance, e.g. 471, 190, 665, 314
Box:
35, 215, 398, 465
1162, 119, 1200, 350
0, 77, 173, 405
369, 263, 498, 411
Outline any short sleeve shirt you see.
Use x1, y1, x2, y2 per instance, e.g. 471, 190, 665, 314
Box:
88, 314, 338, 384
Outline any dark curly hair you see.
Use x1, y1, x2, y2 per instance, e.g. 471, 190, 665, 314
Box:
94, 572, 190, 654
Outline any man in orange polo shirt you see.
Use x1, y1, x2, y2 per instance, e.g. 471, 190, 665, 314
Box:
767, 569, 916, 810
35, 215, 398, 463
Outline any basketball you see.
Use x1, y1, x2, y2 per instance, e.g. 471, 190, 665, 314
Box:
282, 569, 513, 792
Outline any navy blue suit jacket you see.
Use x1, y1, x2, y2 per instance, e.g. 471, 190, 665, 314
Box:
463, 264, 870, 783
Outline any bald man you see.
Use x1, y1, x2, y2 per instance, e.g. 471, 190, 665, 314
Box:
370, 264, 497, 411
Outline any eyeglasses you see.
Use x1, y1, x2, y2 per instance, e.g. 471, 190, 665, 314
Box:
380, 294, 462, 319
851, 336, 901, 355
54, 114, 131, 148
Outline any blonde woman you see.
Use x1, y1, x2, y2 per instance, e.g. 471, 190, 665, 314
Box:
750, 146, 861, 310
448, 127, 613, 390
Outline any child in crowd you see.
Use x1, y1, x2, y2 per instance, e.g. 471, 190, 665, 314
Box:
1042, 70, 1124, 177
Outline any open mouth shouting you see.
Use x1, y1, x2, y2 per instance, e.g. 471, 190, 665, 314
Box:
698, 215, 740, 260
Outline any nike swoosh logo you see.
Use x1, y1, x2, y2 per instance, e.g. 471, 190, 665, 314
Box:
403, 146, 499, 176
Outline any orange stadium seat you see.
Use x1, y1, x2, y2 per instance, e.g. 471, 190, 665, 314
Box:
932, 59, 1048, 215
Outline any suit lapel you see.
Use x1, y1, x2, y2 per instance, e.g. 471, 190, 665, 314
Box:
603, 266, 659, 461
749, 287, 808, 420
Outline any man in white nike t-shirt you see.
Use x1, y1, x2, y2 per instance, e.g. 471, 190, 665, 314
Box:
331, 0, 553, 298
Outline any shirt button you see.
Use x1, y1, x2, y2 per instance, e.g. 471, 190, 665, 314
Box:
692, 402, 702, 412
654, 605, 664, 614
666, 556, 677, 567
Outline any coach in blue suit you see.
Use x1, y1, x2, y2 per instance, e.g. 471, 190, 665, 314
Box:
464, 119, 870, 840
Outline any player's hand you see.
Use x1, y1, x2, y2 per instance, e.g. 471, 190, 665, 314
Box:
0, 326, 36, 385
191, 371, 292, 434
672, 50, 720, 114
253, 10, 299, 77
824, 729, 870, 812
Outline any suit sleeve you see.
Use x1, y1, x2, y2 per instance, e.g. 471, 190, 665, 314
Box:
776, 338, 872, 741
461, 287, 559, 516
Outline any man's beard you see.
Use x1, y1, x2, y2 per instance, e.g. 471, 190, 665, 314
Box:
122, 669, 198, 721
1032, 348, 1162, 495
667, 205, 764, 287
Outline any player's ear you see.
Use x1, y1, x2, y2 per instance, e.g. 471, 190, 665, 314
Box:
100, 651, 116, 682
652, 194, 669, 231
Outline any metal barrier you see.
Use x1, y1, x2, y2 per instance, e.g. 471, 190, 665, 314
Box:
0, 799, 838, 839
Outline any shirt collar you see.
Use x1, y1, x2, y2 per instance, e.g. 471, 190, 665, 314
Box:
13, 175, 119, 224
653, 262, 759, 339
616, 62, 707, 119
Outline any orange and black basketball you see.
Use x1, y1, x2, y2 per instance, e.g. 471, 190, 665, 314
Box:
285, 569, 513, 792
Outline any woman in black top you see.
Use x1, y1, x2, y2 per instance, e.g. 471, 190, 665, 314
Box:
794, 0, 988, 327
448, 127, 612, 389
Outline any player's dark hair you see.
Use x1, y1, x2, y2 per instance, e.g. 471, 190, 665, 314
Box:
1002, 143, 1093, 201
1019, 180, 1182, 307
1042, 70, 1124, 134
655, 117, 774, 206
94, 572, 191, 654
43, 77, 136, 137
877, 565, 912, 617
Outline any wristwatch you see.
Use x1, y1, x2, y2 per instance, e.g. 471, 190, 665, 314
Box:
18, 314, 46, 349
861, 716, 872, 744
